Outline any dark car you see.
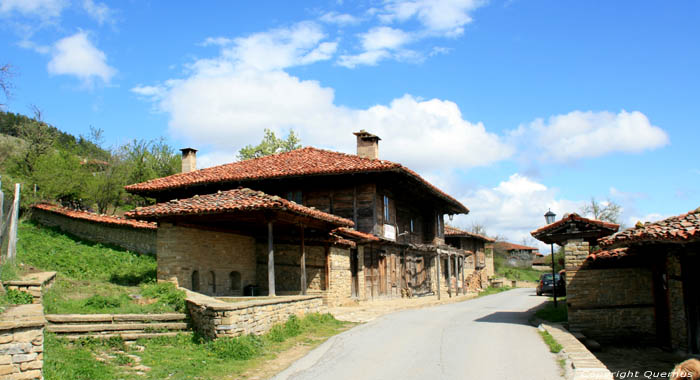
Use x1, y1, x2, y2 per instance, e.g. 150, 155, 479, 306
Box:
536, 273, 565, 296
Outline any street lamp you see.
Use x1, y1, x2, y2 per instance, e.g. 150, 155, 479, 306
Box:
544, 209, 558, 308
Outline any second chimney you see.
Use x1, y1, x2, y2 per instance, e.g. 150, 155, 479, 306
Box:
353, 130, 380, 160
180, 148, 198, 173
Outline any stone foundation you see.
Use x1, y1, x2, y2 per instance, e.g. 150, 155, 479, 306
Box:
3, 273, 56, 305
185, 290, 323, 339
0, 305, 45, 380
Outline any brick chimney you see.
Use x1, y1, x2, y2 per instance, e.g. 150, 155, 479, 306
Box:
180, 148, 197, 173
353, 130, 380, 160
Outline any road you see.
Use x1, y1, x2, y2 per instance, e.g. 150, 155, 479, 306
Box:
273, 288, 562, 380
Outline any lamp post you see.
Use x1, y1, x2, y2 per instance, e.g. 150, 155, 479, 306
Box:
544, 209, 557, 308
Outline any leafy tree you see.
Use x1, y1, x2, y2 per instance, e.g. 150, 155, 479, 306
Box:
238, 129, 301, 160
84, 156, 129, 214
30, 151, 86, 206
0, 64, 12, 109
580, 197, 622, 224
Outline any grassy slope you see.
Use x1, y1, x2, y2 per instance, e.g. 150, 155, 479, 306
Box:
493, 254, 543, 282
13, 221, 183, 314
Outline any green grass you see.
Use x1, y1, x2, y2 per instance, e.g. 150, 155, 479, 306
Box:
478, 286, 513, 297
539, 330, 563, 353
493, 254, 544, 282
535, 298, 568, 323
10, 221, 184, 314
44, 313, 352, 380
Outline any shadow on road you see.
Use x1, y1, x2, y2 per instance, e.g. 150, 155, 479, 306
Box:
473, 311, 534, 325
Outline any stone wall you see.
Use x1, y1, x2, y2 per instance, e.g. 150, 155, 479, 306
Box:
484, 246, 495, 278
0, 305, 45, 380
564, 239, 589, 271
667, 254, 687, 351
566, 267, 656, 343
326, 247, 352, 305
31, 208, 156, 255
4, 272, 56, 304
45, 313, 188, 341
185, 290, 323, 340
157, 224, 256, 297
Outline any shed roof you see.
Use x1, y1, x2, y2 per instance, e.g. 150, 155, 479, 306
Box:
124, 147, 468, 214
125, 187, 354, 227
599, 207, 700, 248
444, 225, 495, 242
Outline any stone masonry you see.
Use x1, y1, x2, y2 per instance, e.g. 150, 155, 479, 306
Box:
4, 273, 56, 304
0, 304, 45, 380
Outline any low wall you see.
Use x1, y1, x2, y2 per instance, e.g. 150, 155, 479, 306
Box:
4, 272, 56, 304
0, 304, 45, 380
185, 290, 323, 340
45, 313, 188, 341
31, 204, 156, 255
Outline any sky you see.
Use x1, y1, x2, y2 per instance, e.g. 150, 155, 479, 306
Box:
1, 0, 699, 251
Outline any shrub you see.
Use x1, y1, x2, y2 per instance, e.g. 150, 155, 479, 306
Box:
140, 282, 186, 312
5, 288, 33, 304
206, 334, 263, 360
83, 294, 122, 309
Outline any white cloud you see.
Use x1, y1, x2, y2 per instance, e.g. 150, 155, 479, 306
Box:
338, 49, 390, 68
625, 213, 666, 229
199, 37, 233, 47
0, 0, 67, 19
338, 26, 414, 68
456, 173, 584, 251
511, 110, 669, 163
47, 31, 116, 85
320, 11, 360, 25
82, 0, 113, 25
379, 0, 485, 37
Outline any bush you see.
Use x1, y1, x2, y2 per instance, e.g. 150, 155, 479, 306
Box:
83, 294, 122, 309
140, 282, 186, 312
4, 288, 33, 304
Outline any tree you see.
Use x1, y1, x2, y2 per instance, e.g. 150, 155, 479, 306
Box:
0, 64, 13, 109
580, 197, 622, 224
84, 156, 129, 214
469, 223, 488, 236
238, 129, 301, 160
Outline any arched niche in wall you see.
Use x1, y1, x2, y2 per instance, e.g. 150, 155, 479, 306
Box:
191, 270, 200, 292
230, 271, 241, 292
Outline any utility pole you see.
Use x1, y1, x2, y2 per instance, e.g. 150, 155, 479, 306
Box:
7, 183, 20, 260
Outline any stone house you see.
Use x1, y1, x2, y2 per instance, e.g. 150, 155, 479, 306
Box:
494, 242, 540, 268
444, 225, 495, 291
532, 210, 700, 354
125, 131, 472, 303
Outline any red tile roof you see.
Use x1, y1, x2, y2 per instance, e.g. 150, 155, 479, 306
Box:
125, 187, 354, 227
586, 248, 629, 262
333, 227, 381, 242
599, 207, 700, 248
444, 225, 495, 242
495, 241, 539, 251
124, 147, 468, 213
33, 203, 157, 230
530, 213, 619, 236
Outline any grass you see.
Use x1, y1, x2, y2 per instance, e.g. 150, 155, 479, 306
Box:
493, 254, 543, 282
478, 286, 513, 297
10, 221, 185, 314
539, 330, 563, 353
44, 313, 352, 380
535, 297, 568, 323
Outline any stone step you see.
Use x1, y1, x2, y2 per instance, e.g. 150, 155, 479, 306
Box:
47, 322, 188, 333
45, 313, 186, 324
61, 332, 191, 341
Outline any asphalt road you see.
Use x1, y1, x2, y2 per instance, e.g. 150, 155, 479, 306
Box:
273, 288, 562, 380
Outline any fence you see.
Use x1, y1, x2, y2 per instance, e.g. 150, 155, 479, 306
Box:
0, 178, 20, 272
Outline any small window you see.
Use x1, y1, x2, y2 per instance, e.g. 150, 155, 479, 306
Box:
410, 219, 414, 233
191, 271, 200, 292
436, 214, 443, 237
230, 271, 241, 291
286, 190, 303, 204
383, 195, 390, 223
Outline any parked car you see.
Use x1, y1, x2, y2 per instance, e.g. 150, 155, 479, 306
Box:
536, 273, 565, 296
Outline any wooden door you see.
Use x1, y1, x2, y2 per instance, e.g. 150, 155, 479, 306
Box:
364, 247, 378, 299
652, 257, 671, 348
378, 255, 387, 296
682, 255, 700, 353
350, 249, 359, 298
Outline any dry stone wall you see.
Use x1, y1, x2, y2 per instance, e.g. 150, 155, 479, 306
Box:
0, 305, 45, 380
31, 208, 156, 255
326, 247, 352, 305
4, 272, 56, 304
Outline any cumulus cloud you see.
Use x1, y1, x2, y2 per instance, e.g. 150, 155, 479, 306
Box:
320, 11, 360, 25
378, 0, 485, 37
338, 26, 413, 67
0, 0, 67, 20
455, 173, 584, 250
511, 110, 669, 163
47, 31, 116, 85
82, 0, 113, 25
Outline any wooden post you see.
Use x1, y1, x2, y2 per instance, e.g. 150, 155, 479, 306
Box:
447, 253, 452, 297
460, 256, 465, 295
300, 225, 306, 295
267, 221, 275, 296
7, 184, 20, 260
436, 252, 441, 300
0, 175, 4, 244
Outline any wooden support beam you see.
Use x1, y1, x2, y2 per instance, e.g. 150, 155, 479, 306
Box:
447, 253, 452, 298
436, 253, 441, 300
7, 183, 20, 260
300, 225, 307, 296
268, 221, 275, 296
460, 256, 465, 295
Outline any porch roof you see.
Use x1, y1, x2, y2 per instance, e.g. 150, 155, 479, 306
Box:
531, 213, 619, 245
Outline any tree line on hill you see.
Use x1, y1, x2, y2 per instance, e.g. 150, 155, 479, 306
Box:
0, 110, 181, 214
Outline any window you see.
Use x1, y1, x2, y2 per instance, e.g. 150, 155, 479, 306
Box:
191, 271, 200, 292
437, 214, 443, 237
230, 271, 241, 291
383, 195, 390, 223
410, 219, 414, 233
286, 190, 303, 204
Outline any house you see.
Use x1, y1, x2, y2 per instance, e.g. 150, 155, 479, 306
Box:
494, 242, 540, 268
532, 209, 700, 354
444, 225, 495, 290
124, 131, 472, 303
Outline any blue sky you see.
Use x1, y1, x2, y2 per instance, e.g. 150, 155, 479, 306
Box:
1, 0, 699, 249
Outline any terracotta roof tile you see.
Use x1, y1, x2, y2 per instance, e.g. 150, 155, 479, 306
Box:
33, 203, 157, 230
599, 207, 700, 248
531, 213, 619, 237
125, 187, 354, 227
124, 147, 468, 213
586, 248, 629, 262
495, 241, 538, 251
333, 227, 381, 242
444, 225, 495, 242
